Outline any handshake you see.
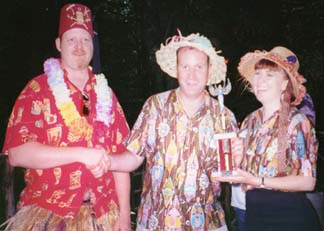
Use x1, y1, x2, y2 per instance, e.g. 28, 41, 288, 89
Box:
82, 147, 112, 178
81, 147, 144, 178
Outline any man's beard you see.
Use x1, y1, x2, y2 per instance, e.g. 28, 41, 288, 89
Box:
74, 55, 89, 69
73, 49, 89, 67
76, 60, 87, 69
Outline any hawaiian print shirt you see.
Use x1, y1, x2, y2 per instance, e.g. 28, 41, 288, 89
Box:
127, 89, 238, 231
240, 107, 318, 178
2, 68, 129, 218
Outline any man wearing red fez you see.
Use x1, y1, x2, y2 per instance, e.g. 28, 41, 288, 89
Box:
2, 3, 131, 230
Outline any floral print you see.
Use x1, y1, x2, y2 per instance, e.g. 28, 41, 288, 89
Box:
127, 89, 238, 230
2, 66, 129, 218
240, 107, 318, 178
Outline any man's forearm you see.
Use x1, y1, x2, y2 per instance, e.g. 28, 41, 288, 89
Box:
109, 150, 144, 172
113, 172, 131, 214
8, 141, 97, 169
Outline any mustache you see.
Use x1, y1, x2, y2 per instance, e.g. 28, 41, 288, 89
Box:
72, 48, 86, 56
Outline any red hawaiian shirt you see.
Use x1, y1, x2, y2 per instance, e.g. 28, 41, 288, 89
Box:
2, 67, 129, 218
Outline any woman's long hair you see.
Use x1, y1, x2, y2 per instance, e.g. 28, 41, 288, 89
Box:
253, 59, 294, 175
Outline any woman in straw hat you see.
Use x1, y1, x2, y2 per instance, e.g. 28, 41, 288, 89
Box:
214, 46, 320, 230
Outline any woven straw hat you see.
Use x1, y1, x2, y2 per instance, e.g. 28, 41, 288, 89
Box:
155, 30, 227, 85
237, 46, 306, 105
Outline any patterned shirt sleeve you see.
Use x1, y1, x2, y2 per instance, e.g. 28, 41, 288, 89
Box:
108, 90, 130, 154
2, 79, 46, 154
238, 112, 256, 171
126, 96, 154, 157
288, 113, 318, 177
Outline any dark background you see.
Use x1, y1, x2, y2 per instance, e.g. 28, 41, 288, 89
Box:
0, 0, 324, 228
1, 0, 324, 128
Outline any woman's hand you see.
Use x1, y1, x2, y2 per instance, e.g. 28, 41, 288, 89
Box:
212, 168, 257, 187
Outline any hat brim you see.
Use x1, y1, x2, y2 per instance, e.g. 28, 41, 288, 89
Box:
238, 50, 306, 105
156, 39, 227, 85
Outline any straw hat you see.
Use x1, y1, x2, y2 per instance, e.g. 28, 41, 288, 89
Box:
237, 46, 306, 105
155, 30, 227, 85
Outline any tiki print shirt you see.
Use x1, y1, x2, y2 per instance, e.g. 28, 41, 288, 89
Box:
2, 69, 129, 218
240, 107, 318, 178
127, 89, 238, 230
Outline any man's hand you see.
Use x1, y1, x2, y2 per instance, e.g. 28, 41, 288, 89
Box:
82, 147, 111, 178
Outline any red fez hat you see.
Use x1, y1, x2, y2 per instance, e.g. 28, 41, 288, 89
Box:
58, 3, 93, 37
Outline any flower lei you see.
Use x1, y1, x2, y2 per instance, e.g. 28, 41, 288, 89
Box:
44, 58, 112, 142
94, 73, 112, 126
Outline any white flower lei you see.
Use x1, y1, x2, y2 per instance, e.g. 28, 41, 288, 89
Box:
94, 73, 112, 126
44, 58, 112, 128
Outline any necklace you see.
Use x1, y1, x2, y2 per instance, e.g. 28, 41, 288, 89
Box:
44, 58, 112, 142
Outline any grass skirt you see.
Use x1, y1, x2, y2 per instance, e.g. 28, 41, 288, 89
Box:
0, 203, 119, 231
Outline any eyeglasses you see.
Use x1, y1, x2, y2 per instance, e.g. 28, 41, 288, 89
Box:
82, 93, 90, 116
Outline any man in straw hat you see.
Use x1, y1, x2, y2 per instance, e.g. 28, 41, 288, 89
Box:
214, 46, 320, 231
107, 30, 240, 230
2, 3, 131, 230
